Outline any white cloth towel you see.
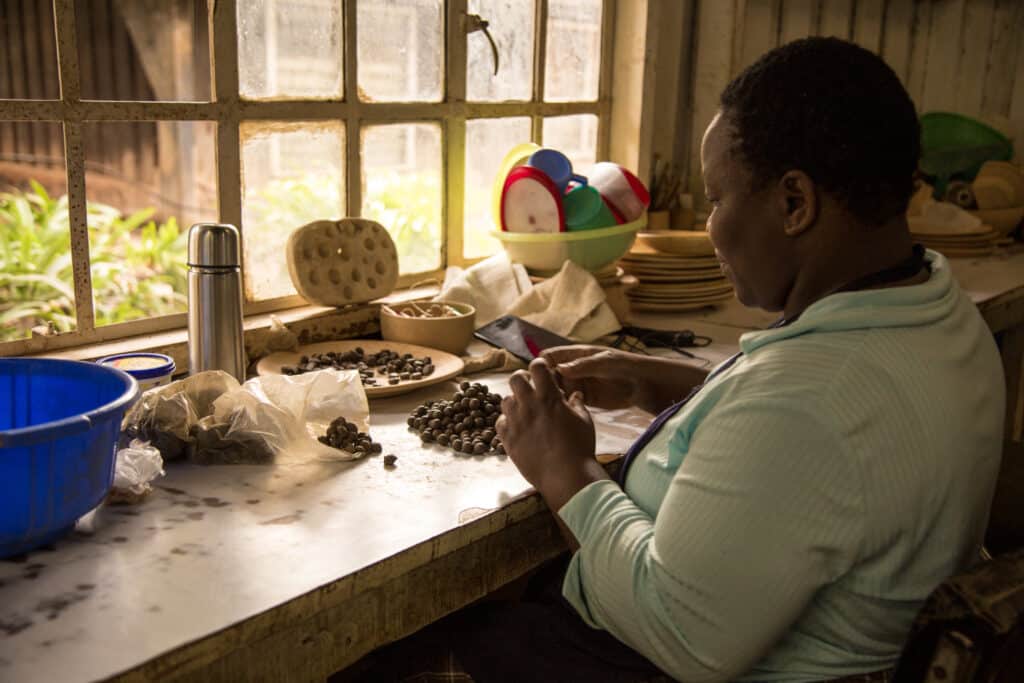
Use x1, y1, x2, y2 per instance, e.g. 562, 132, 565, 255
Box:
436, 253, 621, 344
508, 260, 621, 342
433, 252, 533, 326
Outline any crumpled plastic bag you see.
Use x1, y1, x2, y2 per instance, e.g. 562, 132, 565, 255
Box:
121, 368, 371, 465
121, 370, 241, 461
201, 369, 370, 464
245, 314, 299, 361
106, 439, 164, 504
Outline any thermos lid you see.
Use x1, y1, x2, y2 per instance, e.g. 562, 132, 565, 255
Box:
188, 223, 240, 267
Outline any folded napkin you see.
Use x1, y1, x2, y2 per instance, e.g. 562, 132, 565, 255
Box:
509, 260, 621, 342
432, 252, 533, 326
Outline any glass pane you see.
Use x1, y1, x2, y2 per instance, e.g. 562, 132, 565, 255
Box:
238, 0, 344, 100
358, 0, 443, 102
544, 0, 602, 102
543, 114, 598, 171
362, 123, 442, 274
464, 118, 532, 260
76, 1, 211, 101
0, 0, 60, 99
241, 122, 346, 301
83, 121, 216, 327
0, 123, 73, 341
467, 0, 535, 102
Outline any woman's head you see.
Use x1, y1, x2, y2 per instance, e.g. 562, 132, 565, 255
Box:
702, 37, 920, 311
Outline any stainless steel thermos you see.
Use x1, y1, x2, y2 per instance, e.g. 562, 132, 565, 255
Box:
187, 223, 246, 381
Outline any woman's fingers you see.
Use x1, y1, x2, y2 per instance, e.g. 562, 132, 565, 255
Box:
556, 349, 618, 380
500, 394, 517, 419
540, 344, 604, 366
528, 358, 561, 404
508, 369, 534, 403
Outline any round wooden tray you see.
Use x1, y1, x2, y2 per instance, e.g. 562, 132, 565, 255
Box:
256, 339, 464, 399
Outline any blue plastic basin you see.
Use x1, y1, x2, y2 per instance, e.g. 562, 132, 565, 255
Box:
0, 358, 139, 557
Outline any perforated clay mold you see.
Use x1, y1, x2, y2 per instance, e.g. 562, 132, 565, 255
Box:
287, 218, 399, 306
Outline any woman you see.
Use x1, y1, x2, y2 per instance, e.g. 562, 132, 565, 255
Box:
488, 37, 1004, 682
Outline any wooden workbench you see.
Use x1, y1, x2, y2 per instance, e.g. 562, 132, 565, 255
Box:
0, 348, 751, 683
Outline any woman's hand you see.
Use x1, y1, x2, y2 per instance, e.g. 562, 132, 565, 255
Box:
542, 344, 710, 415
542, 345, 658, 413
496, 358, 609, 512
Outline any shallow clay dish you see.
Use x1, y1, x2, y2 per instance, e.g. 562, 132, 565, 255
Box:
256, 340, 464, 399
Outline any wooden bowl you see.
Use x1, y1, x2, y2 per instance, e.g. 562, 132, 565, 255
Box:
380, 301, 476, 355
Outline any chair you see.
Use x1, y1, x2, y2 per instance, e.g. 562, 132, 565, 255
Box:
892, 441, 1024, 683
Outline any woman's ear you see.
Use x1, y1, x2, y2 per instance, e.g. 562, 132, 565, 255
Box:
776, 170, 817, 236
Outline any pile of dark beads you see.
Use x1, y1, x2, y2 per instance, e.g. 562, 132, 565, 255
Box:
408, 381, 506, 455
281, 347, 435, 386
318, 416, 384, 456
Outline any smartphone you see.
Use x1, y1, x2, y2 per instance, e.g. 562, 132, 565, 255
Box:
473, 315, 574, 363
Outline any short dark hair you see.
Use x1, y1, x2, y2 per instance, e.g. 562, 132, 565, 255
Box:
719, 37, 919, 226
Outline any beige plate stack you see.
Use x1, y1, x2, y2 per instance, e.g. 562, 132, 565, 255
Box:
907, 216, 1001, 258
619, 232, 734, 312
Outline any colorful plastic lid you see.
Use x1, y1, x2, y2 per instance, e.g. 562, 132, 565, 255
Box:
491, 142, 542, 230
97, 352, 176, 380
501, 165, 566, 233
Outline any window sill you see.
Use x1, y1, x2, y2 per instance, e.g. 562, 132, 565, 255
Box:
32, 286, 441, 375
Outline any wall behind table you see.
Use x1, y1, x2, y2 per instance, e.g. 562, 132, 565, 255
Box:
685, 0, 1024, 203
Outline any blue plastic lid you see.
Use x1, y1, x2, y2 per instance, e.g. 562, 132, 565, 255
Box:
97, 352, 176, 380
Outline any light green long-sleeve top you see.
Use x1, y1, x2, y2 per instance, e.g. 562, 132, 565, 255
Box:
559, 251, 1005, 682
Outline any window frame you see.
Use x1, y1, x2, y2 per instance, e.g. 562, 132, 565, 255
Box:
0, 0, 615, 356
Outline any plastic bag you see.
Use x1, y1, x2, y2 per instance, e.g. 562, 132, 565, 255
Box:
122, 368, 370, 465
106, 439, 165, 504
245, 314, 299, 361
205, 369, 370, 464
121, 370, 241, 461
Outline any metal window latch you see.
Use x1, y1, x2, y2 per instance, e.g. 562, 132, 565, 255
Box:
466, 13, 500, 76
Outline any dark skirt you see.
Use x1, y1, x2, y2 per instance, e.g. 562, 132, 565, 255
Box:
334, 554, 669, 683
334, 555, 892, 683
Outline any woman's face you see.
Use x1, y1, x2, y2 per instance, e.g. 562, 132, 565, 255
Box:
700, 113, 797, 312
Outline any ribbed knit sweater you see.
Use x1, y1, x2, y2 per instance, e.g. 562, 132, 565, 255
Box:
559, 250, 1005, 682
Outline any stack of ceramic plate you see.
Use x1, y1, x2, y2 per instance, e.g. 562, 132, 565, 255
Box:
590, 264, 627, 287
908, 216, 999, 258
618, 232, 733, 312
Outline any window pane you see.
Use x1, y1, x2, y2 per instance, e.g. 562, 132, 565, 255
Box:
238, 0, 344, 100
467, 0, 535, 102
544, 0, 602, 102
0, 0, 60, 99
0, 123, 73, 341
76, 1, 211, 101
543, 114, 598, 171
464, 118, 532, 259
362, 123, 442, 274
83, 121, 216, 328
358, 0, 443, 102
241, 122, 346, 301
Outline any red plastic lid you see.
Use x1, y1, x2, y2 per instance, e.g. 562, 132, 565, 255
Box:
500, 166, 566, 233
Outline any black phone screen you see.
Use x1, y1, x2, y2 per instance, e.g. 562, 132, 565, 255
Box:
473, 315, 574, 363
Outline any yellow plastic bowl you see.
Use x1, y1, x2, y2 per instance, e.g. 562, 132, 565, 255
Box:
491, 215, 645, 276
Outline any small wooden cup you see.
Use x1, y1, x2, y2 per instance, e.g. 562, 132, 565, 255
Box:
380, 301, 476, 355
